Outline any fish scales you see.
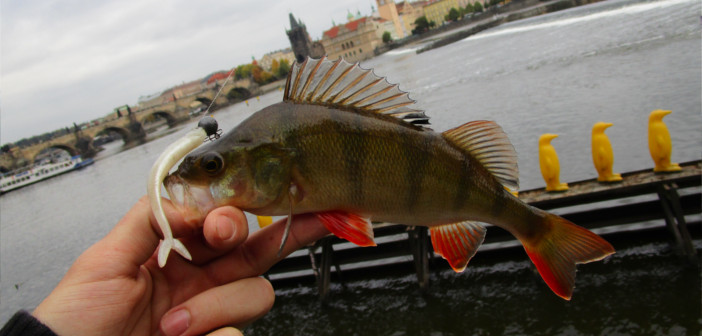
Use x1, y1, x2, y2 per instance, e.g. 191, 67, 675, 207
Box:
285, 103, 438, 217
185, 105, 529, 229
163, 57, 614, 300
239, 102, 511, 228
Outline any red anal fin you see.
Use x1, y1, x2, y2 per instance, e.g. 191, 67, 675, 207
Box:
430, 221, 486, 272
316, 211, 376, 247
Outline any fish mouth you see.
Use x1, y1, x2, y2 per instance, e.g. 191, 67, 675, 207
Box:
164, 174, 216, 224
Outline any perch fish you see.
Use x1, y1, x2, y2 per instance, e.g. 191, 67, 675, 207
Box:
159, 57, 614, 300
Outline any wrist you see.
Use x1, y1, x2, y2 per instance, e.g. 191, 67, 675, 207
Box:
0, 310, 57, 336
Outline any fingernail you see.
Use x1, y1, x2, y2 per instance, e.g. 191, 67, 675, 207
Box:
216, 216, 235, 241
161, 308, 190, 336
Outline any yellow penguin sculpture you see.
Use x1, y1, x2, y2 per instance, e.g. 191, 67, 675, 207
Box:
648, 109, 681, 172
539, 133, 569, 191
257, 215, 273, 228
591, 122, 622, 182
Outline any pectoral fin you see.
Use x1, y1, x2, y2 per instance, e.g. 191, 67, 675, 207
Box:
316, 211, 376, 247
430, 221, 487, 272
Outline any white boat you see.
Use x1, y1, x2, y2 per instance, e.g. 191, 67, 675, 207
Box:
0, 156, 94, 194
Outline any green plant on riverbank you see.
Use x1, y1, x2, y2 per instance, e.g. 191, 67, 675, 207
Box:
413, 16, 436, 35
383, 31, 393, 43
235, 58, 290, 85
445, 7, 461, 22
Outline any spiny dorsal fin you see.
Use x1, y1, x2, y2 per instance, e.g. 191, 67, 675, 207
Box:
442, 120, 519, 190
284, 56, 429, 126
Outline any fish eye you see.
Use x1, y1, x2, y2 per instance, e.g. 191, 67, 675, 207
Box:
201, 152, 223, 175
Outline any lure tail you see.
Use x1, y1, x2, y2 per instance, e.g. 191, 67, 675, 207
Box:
157, 238, 192, 268
522, 212, 615, 300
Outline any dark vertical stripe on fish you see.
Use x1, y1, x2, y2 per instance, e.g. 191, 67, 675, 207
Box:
402, 129, 428, 212
345, 111, 366, 206
453, 155, 471, 212
325, 109, 365, 206
286, 105, 307, 176
490, 184, 509, 219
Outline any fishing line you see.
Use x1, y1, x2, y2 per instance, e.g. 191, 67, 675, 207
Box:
205, 67, 237, 114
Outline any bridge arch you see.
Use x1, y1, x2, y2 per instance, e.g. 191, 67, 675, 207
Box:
33, 144, 79, 163
226, 87, 252, 101
145, 110, 177, 127
195, 97, 213, 108
95, 126, 131, 145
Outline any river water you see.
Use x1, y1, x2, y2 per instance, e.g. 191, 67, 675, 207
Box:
1, 0, 700, 333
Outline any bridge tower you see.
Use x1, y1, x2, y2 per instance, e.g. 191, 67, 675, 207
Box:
116, 105, 146, 144
72, 122, 98, 158
286, 13, 325, 63
126, 106, 146, 143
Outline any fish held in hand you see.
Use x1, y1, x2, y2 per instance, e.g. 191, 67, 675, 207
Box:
164, 57, 614, 300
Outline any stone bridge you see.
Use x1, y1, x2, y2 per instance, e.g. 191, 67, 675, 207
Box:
0, 78, 260, 171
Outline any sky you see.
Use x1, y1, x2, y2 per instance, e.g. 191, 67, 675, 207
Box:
0, 0, 374, 144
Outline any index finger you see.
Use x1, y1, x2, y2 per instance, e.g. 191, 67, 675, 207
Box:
85, 196, 190, 277
204, 213, 330, 284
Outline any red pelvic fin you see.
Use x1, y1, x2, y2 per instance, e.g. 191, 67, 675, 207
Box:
316, 211, 376, 247
430, 221, 486, 272
523, 213, 615, 300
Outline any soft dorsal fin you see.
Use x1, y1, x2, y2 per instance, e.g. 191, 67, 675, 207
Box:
442, 120, 519, 190
284, 56, 430, 126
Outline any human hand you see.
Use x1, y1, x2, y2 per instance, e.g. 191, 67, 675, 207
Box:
32, 196, 329, 335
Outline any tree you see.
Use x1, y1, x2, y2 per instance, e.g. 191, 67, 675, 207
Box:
445, 7, 460, 22
235, 64, 255, 80
465, 3, 475, 14
413, 16, 430, 34
251, 65, 273, 84
276, 59, 291, 78
270, 59, 291, 80
271, 59, 280, 78
474, 1, 484, 12
382, 31, 393, 44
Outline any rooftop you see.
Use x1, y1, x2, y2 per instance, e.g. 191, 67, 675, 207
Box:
323, 17, 368, 39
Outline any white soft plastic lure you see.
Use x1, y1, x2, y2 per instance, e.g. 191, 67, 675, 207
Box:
147, 117, 219, 267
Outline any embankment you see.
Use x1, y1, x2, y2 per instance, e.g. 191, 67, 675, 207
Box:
386, 0, 604, 54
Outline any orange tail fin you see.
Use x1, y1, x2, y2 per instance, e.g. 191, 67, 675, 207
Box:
522, 213, 615, 300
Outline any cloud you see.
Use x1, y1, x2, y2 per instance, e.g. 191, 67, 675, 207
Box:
1, 0, 369, 143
